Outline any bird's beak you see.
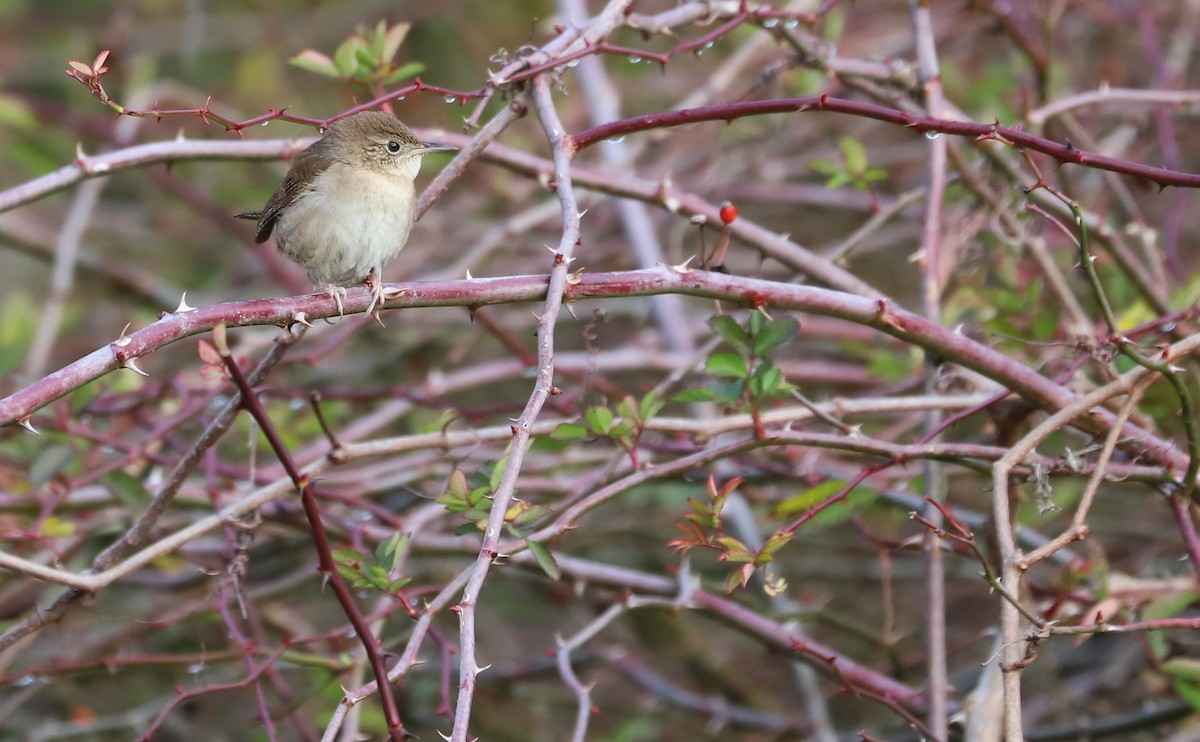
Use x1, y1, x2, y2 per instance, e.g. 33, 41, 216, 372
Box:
416, 141, 457, 155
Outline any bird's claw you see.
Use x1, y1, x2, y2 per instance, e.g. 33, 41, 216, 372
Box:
319, 284, 347, 323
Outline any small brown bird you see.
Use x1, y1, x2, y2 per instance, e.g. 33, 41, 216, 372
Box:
238, 110, 455, 314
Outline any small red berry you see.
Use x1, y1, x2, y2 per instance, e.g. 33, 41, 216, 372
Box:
719, 202, 737, 225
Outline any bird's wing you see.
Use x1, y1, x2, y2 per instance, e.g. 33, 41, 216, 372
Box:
248, 136, 336, 244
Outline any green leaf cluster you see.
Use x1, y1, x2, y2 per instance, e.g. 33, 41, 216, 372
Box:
437, 454, 508, 532
332, 531, 412, 594
675, 313, 799, 406
809, 136, 888, 191
291, 20, 425, 88
551, 391, 664, 467
669, 475, 795, 594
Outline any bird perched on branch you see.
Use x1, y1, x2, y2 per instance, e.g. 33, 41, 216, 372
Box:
238, 110, 455, 316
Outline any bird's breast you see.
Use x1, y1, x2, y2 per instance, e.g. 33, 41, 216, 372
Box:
275, 164, 418, 286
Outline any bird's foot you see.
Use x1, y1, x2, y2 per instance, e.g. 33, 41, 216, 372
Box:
318, 284, 347, 322
361, 269, 383, 325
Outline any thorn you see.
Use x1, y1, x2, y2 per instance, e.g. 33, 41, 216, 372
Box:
174, 292, 195, 313
382, 286, 406, 300
113, 322, 133, 347
566, 267, 585, 285
578, 208, 589, 219
671, 256, 695, 274
465, 269, 474, 280
122, 357, 149, 376
291, 312, 313, 328
18, 416, 39, 434
474, 663, 492, 676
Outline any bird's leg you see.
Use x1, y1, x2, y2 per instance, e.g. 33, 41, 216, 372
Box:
363, 266, 385, 322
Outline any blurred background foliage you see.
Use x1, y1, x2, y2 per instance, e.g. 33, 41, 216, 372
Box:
2, 1, 1200, 740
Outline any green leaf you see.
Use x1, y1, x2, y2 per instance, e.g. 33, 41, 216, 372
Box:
382, 22, 412, 62
375, 532, 409, 571
369, 20, 387, 58
354, 44, 377, 71
753, 317, 799, 357
334, 38, 365, 77
1166, 658, 1200, 683
454, 522, 481, 536
527, 541, 561, 580
42, 516, 76, 538
807, 158, 840, 176
639, 391, 664, 423
673, 388, 716, 403
774, 480, 847, 516
760, 530, 792, 557
383, 61, 425, 85
712, 379, 744, 404
488, 453, 509, 492
529, 435, 570, 454
610, 420, 636, 445
617, 396, 639, 425
104, 469, 151, 509
708, 316, 751, 356
551, 423, 589, 440
467, 485, 491, 507
289, 50, 339, 78
1171, 672, 1200, 714
706, 352, 747, 378
749, 364, 783, 398
1146, 589, 1200, 659
748, 310, 766, 337
332, 548, 362, 565
30, 445, 74, 488
448, 468, 469, 498
365, 564, 391, 590
840, 136, 867, 174
585, 406, 614, 435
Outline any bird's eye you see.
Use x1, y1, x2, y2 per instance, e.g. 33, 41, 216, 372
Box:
386, 140, 401, 154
